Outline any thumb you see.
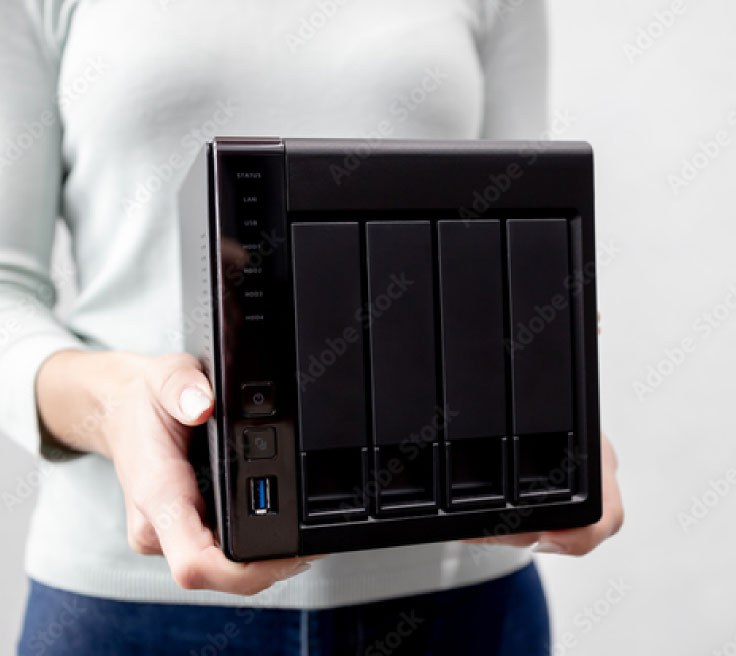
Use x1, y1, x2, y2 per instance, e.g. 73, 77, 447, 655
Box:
146, 354, 214, 426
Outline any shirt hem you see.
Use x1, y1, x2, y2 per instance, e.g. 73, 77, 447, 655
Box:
25, 548, 532, 610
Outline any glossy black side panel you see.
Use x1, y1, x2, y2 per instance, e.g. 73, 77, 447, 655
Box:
292, 223, 368, 451
212, 140, 299, 560
179, 144, 225, 544
507, 219, 574, 435
438, 220, 506, 440
366, 222, 438, 446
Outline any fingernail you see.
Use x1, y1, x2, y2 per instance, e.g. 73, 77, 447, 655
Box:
533, 541, 567, 555
179, 386, 211, 421
284, 562, 311, 580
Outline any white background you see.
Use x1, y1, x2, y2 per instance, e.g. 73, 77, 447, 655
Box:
539, 1, 736, 654
2, 1, 736, 653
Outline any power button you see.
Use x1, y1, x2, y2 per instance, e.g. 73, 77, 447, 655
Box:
242, 381, 275, 417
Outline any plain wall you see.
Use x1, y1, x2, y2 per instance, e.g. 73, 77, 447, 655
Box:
2, 1, 736, 653
538, 1, 736, 654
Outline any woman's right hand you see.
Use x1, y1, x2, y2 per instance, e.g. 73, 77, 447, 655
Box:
36, 350, 315, 595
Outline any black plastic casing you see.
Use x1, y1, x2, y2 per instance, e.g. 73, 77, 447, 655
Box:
179, 137, 601, 561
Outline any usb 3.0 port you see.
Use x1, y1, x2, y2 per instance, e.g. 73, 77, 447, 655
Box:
249, 476, 277, 515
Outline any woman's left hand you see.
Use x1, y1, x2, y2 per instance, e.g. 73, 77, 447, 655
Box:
466, 433, 624, 556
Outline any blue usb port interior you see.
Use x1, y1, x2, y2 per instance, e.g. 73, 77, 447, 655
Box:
250, 476, 276, 515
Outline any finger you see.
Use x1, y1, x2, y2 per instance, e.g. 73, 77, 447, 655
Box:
124, 497, 163, 556
534, 503, 623, 556
143, 464, 311, 594
535, 520, 613, 556
152, 493, 312, 595
535, 435, 624, 556
601, 432, 619, 471
463, 532, 541, 548
145, 353, 214, 426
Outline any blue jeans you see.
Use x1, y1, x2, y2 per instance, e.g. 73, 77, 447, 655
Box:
18, 562, 549, 655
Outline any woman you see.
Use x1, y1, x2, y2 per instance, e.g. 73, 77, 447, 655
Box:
1, 0, 623, 653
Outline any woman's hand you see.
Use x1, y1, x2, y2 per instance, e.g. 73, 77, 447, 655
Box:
36, 350, 316, 594
466, 433, 624, 555
465, 314, 622, 555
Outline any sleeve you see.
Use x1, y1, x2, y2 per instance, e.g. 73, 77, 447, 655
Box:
0, 0, 87, 457
477, 0, 550, 139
